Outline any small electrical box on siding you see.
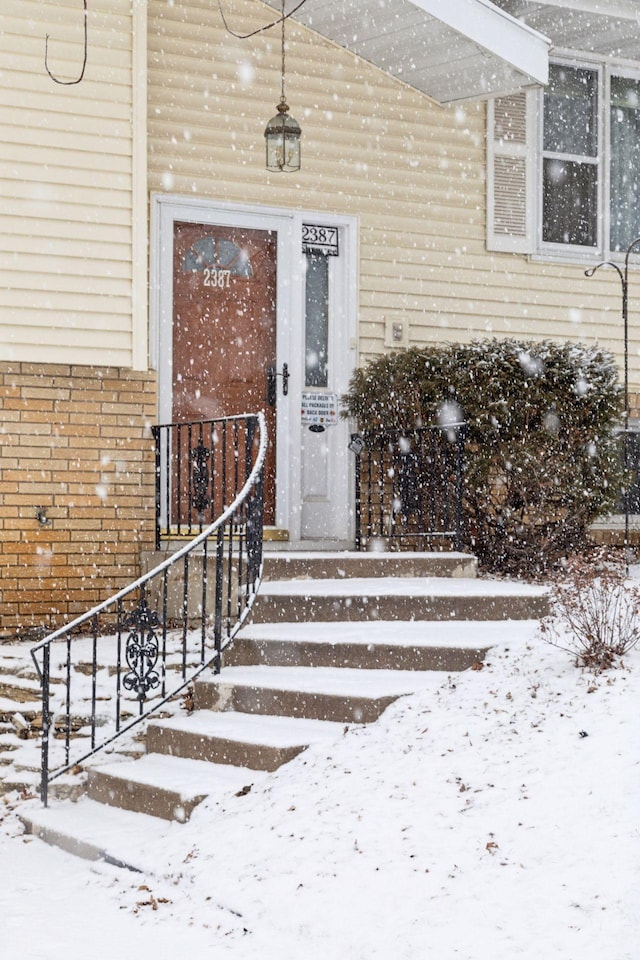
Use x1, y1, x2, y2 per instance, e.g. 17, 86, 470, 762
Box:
384, 316, 408, 349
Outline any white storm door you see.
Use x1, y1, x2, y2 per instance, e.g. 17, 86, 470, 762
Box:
295, 218, 358, 544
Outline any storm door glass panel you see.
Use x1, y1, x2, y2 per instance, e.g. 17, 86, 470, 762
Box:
304, 252, 329, 388
543, 64, 598, 247
610, 76, 640, 252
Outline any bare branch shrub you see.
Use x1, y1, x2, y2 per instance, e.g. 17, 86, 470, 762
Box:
540, 551, 640, 671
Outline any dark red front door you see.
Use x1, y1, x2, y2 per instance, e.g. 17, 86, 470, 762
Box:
172, 222, 278, 522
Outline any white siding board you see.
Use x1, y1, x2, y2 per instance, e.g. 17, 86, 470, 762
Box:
0, 234, 131, 269
0, 0, 136, 366
4, 179, 131, 213
1, 126, 132, 162
1, 198, 131, 231
0, 335, 131, 368
5, 56, 131, 90
1, 142, 131, 176
5, 86, 133, 122
0, 158, 130, 193
0, 317, 133, 341
0, 290, 132, 313
0, 215, 129, 248
2, 107, 133, 150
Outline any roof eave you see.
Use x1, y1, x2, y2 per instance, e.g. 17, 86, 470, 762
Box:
411, 0, 550, 99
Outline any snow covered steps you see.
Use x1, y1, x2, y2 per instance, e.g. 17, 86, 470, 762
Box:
195, 664, 450, 723
21, 796, 179, 871
145, 708, 346, 772
83, 753, 268, 822
21, 712, 348, 847
261, 550, 478, 581
248, 575, 549, 624
19, 550, 549, 858
226, 620, 532, 671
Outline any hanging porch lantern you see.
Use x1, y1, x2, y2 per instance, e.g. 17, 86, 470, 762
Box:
264, 0, 301, 172
265, 101, 301, 172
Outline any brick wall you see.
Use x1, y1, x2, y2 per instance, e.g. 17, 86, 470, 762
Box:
0, 362, 158, 638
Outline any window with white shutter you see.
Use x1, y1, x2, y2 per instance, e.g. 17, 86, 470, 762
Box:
487, 91, 536, 254
487, 58, 640, 261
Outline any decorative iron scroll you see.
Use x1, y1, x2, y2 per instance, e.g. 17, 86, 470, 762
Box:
122, 598, 161, 703
191, 438, 211, 513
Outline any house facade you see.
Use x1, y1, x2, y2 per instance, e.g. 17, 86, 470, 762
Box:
1, 0, 639, 636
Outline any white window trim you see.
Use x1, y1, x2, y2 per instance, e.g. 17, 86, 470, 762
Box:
488, 52, 640, 266
537, 57, 604, 260
534, 55, 640, 264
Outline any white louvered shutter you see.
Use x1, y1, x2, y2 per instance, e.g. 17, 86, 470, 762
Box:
487, 90, 537, 254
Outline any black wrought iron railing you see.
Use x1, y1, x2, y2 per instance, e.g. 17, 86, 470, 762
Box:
153, 415, 266, 545
30, 413, 267, 806
352, 424, 466, 551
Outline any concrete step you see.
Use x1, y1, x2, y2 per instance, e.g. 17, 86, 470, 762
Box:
146, 709, 345, 772
86, 753, 268, 822
20, 795, 173, 870
248, 577, 549, 624
194, 665, 447, 723
261, 551, 477, 581
225, 619, 518, 670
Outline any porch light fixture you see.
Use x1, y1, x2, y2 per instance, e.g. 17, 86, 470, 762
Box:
264, 0, 301, 172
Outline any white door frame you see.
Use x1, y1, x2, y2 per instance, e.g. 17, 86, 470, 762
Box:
150, 194, 358, 544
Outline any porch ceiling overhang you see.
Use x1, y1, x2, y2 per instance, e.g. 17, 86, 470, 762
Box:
263, 0, 550, 103
492, 1, 640, 61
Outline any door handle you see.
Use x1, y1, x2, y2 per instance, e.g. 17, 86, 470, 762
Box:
267, 363, 289, 406
267, 365, 276, 406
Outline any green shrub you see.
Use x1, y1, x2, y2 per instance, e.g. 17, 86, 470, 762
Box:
342, 339, 624, 574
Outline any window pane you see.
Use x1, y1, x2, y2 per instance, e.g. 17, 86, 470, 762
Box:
544, 64, 598, 157
305, 253, 329, 388
610, 76, 640, 252
543, 158, 598, 246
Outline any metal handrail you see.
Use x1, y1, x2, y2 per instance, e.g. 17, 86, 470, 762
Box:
30, 412, 267, 805
352, 423, 466, 551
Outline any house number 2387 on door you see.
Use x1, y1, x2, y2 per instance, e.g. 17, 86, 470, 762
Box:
203, 268, 231, 288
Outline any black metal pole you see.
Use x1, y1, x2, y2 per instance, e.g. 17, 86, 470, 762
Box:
351, 435, 362, 551
455, 425, 465, 553
152, 425, 161, 550
214, 524, 225, 675
40, 644, 50, 807
586, 236, 640, 572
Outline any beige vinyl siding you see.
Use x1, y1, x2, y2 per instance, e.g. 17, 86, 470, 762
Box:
147, 0, 639, 387
0, 0, 141, 367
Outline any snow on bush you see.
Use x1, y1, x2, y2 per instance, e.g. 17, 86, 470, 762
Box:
343, 339, 624, 574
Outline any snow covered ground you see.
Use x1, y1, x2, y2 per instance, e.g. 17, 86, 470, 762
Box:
1, 624, 638, 959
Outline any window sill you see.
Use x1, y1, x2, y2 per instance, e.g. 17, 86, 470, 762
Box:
528, 249, 603, 269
